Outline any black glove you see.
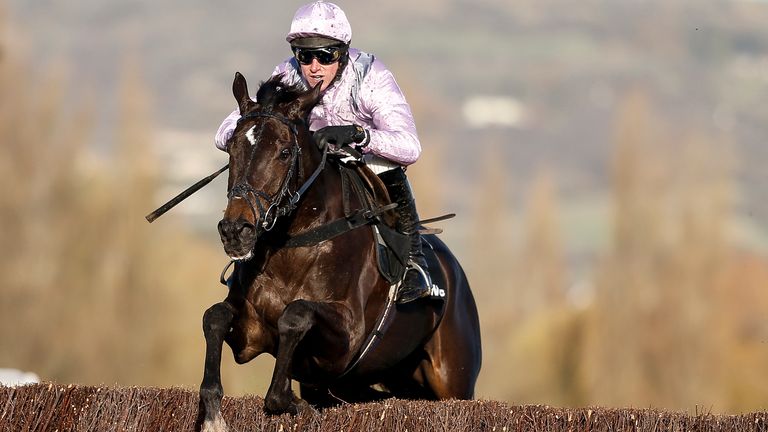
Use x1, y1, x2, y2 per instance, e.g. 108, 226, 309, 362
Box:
313, 125, 367, 151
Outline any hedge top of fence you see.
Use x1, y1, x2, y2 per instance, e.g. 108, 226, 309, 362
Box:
1, 383, 766, 432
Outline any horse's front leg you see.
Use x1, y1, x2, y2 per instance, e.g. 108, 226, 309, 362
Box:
199, 301, 235, 432
264, 299, 350, 415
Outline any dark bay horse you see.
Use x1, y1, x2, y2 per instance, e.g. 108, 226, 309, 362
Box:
199, 72, 481, 432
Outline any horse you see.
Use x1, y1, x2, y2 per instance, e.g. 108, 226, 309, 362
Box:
198, 72, 481, 432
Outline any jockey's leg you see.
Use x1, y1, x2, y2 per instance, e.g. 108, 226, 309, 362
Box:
378, 167, 431, 303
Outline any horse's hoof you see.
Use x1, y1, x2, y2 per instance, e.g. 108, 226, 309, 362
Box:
201, 412, 230, 432
265, 394, 315, 416
264, 394, 291, 415
294, 398, 317, 416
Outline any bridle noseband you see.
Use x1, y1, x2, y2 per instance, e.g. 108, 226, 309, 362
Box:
227, 110, 327, 233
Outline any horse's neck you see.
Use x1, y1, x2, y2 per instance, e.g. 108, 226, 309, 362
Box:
287, 157, 348, 232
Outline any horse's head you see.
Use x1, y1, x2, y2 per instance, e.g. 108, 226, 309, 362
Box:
218, 72, 322, 260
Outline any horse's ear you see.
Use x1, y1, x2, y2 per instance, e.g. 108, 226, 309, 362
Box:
290, 80, 323, 118
233, 72, 255, 114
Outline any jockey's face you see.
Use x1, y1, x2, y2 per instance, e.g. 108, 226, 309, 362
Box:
300, 58, 339, 92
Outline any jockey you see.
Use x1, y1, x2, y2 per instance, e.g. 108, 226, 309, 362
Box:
214, 1, 431, 304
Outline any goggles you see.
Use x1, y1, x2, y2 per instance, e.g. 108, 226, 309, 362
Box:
292, 46, 345, 65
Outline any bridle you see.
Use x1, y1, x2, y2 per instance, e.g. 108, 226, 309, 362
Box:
227, 110, 327, 233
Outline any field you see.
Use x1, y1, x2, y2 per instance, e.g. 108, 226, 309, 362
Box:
1, 384, 766, 432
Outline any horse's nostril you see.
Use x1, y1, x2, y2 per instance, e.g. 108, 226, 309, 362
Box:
239, 223, 256, 238
218, 219, 241, 239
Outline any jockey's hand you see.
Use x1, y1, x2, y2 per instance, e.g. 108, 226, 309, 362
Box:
313, 125, 367, 151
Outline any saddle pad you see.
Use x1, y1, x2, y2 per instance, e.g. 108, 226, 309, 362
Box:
373, 226, 447, 301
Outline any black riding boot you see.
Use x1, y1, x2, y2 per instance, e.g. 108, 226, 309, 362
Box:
378, 168, 431, 304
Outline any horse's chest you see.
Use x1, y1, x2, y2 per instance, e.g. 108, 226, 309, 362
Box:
248, 283, 288, 321
247, 278, 316, 319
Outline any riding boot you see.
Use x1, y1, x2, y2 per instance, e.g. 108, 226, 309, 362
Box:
378, 168, 431, 304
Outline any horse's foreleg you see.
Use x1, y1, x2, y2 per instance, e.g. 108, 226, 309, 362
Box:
199, 301, 235, 432
264, 300, 348, 415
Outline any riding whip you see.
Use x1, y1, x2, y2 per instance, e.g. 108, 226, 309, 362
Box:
145, 164, 229, 223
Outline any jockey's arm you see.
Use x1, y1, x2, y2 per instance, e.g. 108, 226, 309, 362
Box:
214, 108, 241, 151
357, 65, 421, 167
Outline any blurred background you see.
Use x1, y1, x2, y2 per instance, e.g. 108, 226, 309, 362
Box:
1, 0, 767, 413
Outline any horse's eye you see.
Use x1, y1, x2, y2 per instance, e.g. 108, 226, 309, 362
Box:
280, 149, 291, 160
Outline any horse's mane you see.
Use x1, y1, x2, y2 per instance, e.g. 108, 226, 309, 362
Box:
255, 74, 306, 109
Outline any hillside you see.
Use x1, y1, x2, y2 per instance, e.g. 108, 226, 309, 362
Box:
5, 0, 768, 227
